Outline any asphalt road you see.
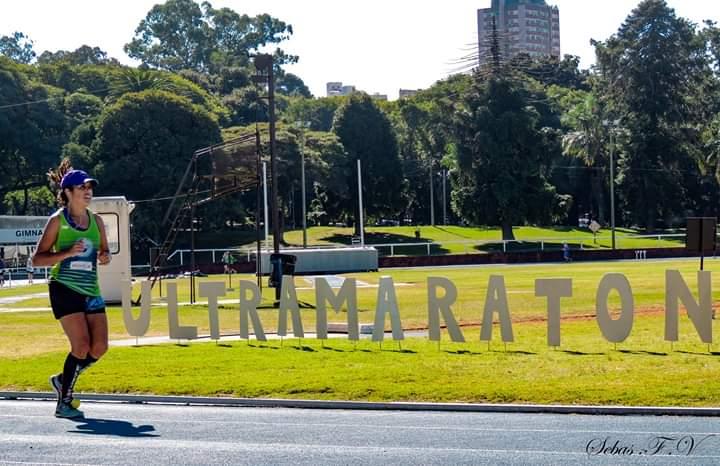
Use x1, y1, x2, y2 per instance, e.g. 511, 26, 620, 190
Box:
2, 400, 720, 465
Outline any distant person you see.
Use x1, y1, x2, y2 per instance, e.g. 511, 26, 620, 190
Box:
221, 251, 236, 274
0, 257, 5, 287
33, 159, 111, 419
26, 256, 34, 285
563, 243, 571, 262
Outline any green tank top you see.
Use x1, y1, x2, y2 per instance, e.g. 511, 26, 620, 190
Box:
50, 208, 101, 296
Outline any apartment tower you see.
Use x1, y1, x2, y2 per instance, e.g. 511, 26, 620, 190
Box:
477, 0, 560, 64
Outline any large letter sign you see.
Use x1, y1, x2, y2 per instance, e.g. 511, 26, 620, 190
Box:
595, 274, 634, 343
427, 277, 465, 343
535, 278, 572, 347
480, 275, 514, 342
372, 276, 405, 342
121, 280, 151, 337
239, 281, 266, 341
665, 270, 712, 344
279, 276, 304, 338
167, 282, 198, 340
315, 277, 359, 341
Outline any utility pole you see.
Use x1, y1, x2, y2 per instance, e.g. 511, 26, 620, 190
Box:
442, 169, 447, 225
609, 126, 616, 250
357, 159, 365, 247
429, 163, 435, 226
297, 123, 308, 248
254, 54, 280, 300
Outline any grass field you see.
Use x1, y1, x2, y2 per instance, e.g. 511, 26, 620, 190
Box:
2, 258, 719, 406
230, 225, 685, 255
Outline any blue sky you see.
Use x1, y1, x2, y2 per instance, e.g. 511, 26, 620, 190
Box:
1, 1, 718, 99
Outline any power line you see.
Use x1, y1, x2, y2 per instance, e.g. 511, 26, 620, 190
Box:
0, 76, 167, 111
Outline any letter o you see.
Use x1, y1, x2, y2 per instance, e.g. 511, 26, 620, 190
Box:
596, 273, 634, 343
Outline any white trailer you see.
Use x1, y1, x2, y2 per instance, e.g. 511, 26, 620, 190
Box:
90, 197, 135, 303
0, 197, 134, 303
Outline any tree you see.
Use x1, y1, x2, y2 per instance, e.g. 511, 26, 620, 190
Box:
451, 71, 568, 240
561, 92, 610, 223
0, 57, 66, 214
125, 0, 209, 71
36, 45, 120, 66
332, 93, 404, 231
0, 32, 35, 64
88, 90, 221, 244
282, 96, 345, 132
594, 0, 711, 229
510, 54, 589, 91
276, 73, 311, 98
125, 0, 295, 73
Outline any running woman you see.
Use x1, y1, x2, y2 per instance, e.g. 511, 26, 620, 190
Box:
33, 159, 111, 419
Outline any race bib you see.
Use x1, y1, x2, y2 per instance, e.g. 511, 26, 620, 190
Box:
70, 261, 93, 272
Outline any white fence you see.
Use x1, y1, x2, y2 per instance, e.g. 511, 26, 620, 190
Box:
146, 233, 693, 270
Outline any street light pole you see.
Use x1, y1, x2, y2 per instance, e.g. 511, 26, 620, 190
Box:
442, 169, 447, 225
254, 53, 280, 300
429, 163, 435, 226
300, 142, 307, 249
357, 159, 365, 247
296, 122, 308, 248
610, 129, 616, 250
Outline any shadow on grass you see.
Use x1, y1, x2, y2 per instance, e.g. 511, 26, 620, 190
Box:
675, 350, 719, 356
444, 349, 483, 355
68, 418, 158, 437
491, 349, 536, 355
474, 240, 596, 254
376, 347, 417, 354
618, 349, 668, 356
246, 343, 279, 350
288, 345, 316, 352
561, 350, 605, 356
321, 232, 451, 255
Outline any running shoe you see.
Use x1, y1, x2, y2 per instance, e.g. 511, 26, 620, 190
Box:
49, 374, 80, 409
54, 401, 84, 419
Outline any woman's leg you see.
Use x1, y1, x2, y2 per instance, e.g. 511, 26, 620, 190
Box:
58, 313, 91, 405
85, 312, 108, 365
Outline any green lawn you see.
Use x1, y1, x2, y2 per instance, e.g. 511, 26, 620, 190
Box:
255, 225, 684, 255
2, 259, 719, 406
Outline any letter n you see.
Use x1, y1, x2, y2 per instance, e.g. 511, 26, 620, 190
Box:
665, 270, 712, 343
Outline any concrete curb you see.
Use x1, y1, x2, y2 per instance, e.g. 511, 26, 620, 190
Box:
2, 391, 719, 417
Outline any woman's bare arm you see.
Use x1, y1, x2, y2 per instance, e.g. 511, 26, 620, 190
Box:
95, 214, 112, 265
32, 215, 84, 267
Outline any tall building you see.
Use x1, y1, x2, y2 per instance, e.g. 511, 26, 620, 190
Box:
399, 89, 421, 99
477, 0, 560, 64
326, 82, 357, 97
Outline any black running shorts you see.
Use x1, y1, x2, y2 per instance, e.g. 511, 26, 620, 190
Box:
48, 280, 106, 320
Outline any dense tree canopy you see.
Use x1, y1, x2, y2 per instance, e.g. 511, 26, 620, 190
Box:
124, 0, 295, 73
332, 93, 404, 230
2, 0, 720, 254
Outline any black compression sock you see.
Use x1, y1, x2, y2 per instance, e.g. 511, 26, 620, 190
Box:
77, 355, 98, 376
60, 353, 82, 403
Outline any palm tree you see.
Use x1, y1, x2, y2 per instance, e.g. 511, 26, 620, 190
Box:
107, 68, 177, 101
561, 93, 609, 224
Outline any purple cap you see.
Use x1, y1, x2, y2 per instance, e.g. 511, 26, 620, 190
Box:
60, 170, 98, 189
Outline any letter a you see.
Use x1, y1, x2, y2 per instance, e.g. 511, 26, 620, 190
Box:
372, 276, 405, 342
480, 275, 514, 342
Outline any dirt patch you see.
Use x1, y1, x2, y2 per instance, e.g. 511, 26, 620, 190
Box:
404, 303, 720, 331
